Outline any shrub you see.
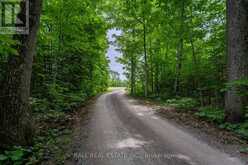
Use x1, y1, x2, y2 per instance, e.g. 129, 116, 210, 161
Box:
165, 97, 199, 110
195, 106, 225, 124
0, 146, 31, 165
219, 122, 248, 140
196, 106, 248, 139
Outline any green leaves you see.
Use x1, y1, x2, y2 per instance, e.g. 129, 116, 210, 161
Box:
0, 155, 8, 161
219, 122, 248, 140
0, 146, 31, 165
8, 150, 24, 161
165, 97, 199, 110
222, 78, 248, 97
0, 35, 18, 56
239, 147, 248, 154
30, 0, 110, 114
104, 0, 227, 98
196, 107, 225, 124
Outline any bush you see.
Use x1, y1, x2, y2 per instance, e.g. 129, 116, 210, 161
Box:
0, 146, 31, 165
196, 106, 248, 139
30, 98, 50, 113
195, 106, 225, 124
219, 122, 248, 140
223, 78, 248, 97
165, 97, 199, 110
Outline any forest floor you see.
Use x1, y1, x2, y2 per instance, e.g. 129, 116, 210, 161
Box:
64, 89, 247, 165
0, 96, 101, 165
36, 97, 99, 165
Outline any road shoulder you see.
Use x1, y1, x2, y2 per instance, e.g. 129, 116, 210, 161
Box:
132, 96, 248, 164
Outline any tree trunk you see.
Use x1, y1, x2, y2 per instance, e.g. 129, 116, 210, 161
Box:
130, 54, 135, 96
130, 30, 136, 96
142, 0, 148, 97
225, 0, 248, 123
174, 1, 185, 96
149, 39, 154, 94
143, 20, 148, 97
174, 39, 183, 96
190, 33, 198, 92
0, 0, 43, 148
155, 63, 159, 96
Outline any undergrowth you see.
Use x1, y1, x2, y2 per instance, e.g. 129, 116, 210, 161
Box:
164, 97, 199, 110
0, 109, 74, 165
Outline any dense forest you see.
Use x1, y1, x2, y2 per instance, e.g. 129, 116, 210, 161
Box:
106, 0, 248, 122
0, 0, 109, 147
0, 0, 247, 164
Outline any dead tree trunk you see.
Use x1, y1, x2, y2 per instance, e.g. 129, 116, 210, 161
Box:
0, 0, 43, 148
225, 0, 248, 123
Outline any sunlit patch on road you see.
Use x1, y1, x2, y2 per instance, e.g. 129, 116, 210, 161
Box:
151, 116, 159, 120
113, 138, 149, 149
228, 157, 243, 164
174, 154, 197, 165
137, 113, 145, 116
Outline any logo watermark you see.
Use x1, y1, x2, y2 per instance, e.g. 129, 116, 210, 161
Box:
0, 0, 29, 34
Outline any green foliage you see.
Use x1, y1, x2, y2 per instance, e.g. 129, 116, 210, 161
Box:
28, 129, 67, 164
1, 0, 110, 163
104, 0, 226, 107
0, 146, 31, 165
195, 107, 248, 139
30, 112, 74, 164
195, 107, 225, 124
0, 35, 18, 85
178, 104, 248, 139
31, 0, 109, 112
239, 147, 248, 154
219, 122, 248, 140
165, 98, 199, 110
222, 78, 248, 97
196, 106, 248, 139
31, 98, 49, 113
109, 70, 127, 87
0, 35, 17, 56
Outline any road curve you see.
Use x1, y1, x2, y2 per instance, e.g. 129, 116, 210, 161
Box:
71, 89, 244, 165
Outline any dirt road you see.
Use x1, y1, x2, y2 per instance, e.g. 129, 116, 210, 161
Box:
68, 89, 244, 165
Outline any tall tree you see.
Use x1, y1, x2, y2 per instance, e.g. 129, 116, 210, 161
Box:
106, 0, 228, 108
174, 0, 185, 96
0, 0, 43, 147
225, 0, 248, 123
